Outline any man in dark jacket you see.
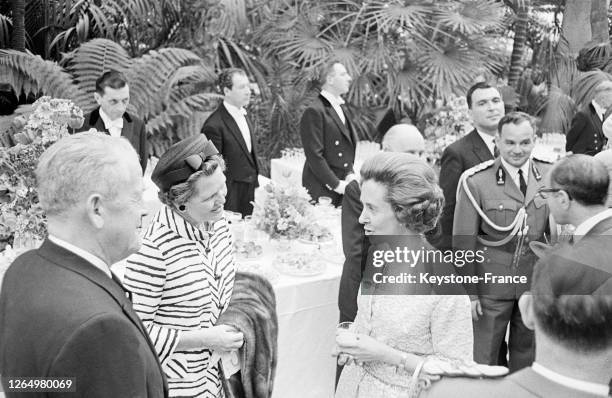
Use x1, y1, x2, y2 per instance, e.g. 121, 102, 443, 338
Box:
78, 70, 149, 172
0, 132, 167, 398
436, 82, 505, 250
202, 68, 259, 217
300, 61, 357, 206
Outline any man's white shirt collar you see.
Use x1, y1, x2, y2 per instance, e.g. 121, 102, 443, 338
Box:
476, 129, 495, 156
320, 90, 345, 106
592, 100, 607, 121
573, 208, 612, 242
500, 157, 530, 187
532, 362, 609, 397
48, 235, 112, 278
223, 101, 247, 116
99, 108, 123, 137
320, 90, 346, 124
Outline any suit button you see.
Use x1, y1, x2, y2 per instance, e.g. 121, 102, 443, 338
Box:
335, 140, 340, 145
343, 163, 348, 167
338, 153, 343, 157
498, 204, 504, 210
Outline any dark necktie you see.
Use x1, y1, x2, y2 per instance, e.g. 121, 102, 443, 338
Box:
518, 169, 527, 196
492, 139, 500, 158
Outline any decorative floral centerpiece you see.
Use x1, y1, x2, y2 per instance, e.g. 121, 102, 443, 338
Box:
251, 183, 315, 239
0, 97, 84, 248
422, 95, 472, 166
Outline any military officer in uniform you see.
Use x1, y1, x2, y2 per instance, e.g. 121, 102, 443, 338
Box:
453, 112, 554, 372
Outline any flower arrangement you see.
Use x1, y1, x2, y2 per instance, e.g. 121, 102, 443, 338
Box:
0, 97, 84, 247
422, 95, 473, 166
251, 183, 315, 239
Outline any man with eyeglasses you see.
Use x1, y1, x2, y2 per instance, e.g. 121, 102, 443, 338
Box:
453, 112, 554, 373
539, 154, 612, 243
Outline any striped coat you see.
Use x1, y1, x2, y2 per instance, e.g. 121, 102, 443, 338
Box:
124, 205, 235, 397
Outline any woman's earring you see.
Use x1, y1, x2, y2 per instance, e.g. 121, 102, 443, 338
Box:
178, 205, 186, 211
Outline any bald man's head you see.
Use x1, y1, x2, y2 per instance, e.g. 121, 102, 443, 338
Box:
382, 124, 425, 156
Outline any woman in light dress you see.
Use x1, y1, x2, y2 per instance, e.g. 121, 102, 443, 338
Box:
335, 153, 473, 397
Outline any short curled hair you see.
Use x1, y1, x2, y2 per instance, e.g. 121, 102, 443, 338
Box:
158, 155, 226, 207
96, 70, 128, 94
217, 68, 247, 93
531, 241, 612, 352
360, 153, 444, 233
497, 111, 536, 135
36, 132, 137, 216
550, 154, 609, 206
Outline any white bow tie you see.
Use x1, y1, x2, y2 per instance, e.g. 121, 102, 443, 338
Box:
239, 108, 247, 116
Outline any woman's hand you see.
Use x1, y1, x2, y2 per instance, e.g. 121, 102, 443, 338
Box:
203, 325, 244, 351
335, 333, 388, 363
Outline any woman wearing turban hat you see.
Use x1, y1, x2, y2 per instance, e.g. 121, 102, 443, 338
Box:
124, 134, 243, 397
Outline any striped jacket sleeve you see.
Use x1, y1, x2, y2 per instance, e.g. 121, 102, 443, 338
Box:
124, 240, 182, 366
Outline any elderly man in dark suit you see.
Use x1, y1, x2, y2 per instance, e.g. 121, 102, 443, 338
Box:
0, 132, 167, 398
300, 61, 357, 206
78, 70, 149, 172
541, 154, 612, 241
421, 239, 612, 398
202, 68, 259, 217
436, 82, 505, 251
566, 80, 612, 156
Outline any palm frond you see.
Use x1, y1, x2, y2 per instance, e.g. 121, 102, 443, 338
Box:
207, 0, 248, 37
0, 49, 77, 99
126, 47, 202, 118
571, 70, 612, 108
420, 42, 477, 98
435, 0, 505, 35
537, 86, 575, 134
63, 38, 132, 111
0, 13, 11, 48
361, 1, 434, 35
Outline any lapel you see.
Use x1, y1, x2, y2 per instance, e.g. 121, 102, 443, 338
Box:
509, 367, 604, 398
467, 129, 494, 164
89, 108, 134, 141
37, 240, 167, 386
219, 104, 256, 166
588, 104, 604, 139
89, 108, 108, 133
319, 94, 354, 145
497, 158, 524, 203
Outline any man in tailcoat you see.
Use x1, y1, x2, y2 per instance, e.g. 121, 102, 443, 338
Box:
202, 68, 259, 217
78, 70, 149, 172
453, 112, 553, 372
566, 80, 612, 156
300, 61, 358, 206
436, 82, 505, 251
0, 133, 167, 397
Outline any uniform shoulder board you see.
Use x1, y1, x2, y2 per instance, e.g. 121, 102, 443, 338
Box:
462, 159, 495, 179
532, 155, 554, 164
